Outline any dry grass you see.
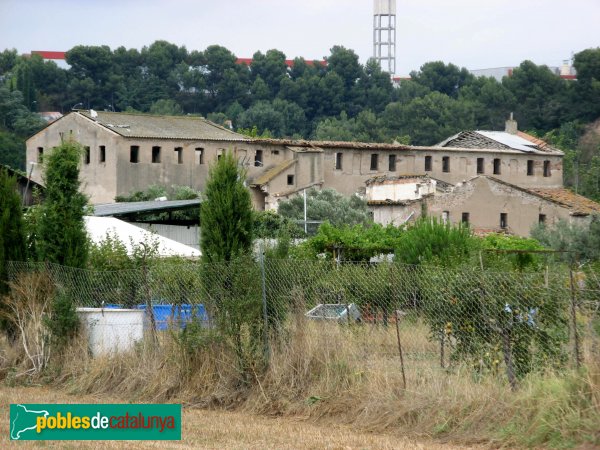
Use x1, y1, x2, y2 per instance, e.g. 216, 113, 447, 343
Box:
2, 306, 599, 448
0, 386, 478, 449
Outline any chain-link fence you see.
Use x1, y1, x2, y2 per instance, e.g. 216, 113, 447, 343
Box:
7, 259, 600, 388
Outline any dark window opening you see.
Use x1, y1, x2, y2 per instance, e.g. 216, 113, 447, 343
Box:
476, 157, 484, 174
370, 153, 379, 171
271, 150, 279, 155
335, 152, 343, 170
84, 146, 90, 165
543, 160, 551, 177
130, 146, 139, 163
493, 158, 501, 175
175, 147, 183, 164
527, 160, 534, 176
255, 149, 263, 167
425, 155, 432, 172
539, 214, 546, 224
152, 146, 161, 163
461, 212, 470, 224
99, 146, 106, 163
442, 156, 450, 173
500, 213, 508, 229
287, 174, 294, 185
37, 147, 44, 163
195, 148, 204, 165
389, 154, 397, 172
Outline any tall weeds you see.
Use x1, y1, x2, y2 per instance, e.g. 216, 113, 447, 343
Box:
19, 314, 595, 447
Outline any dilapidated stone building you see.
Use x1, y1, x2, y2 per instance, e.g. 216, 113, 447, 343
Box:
25, 110, 596, 237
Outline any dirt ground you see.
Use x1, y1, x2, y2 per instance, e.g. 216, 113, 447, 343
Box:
1, 386, 481, 449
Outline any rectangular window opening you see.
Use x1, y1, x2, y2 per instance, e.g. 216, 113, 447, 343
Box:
271, 150, 279, 156
37, 147, 44, 163
130, 146, 139, 163
99, 146, 106, 163
370, 153, 378, 171
442, 156, 450, 173
461, 212, 470, 224
493, 158, 501, 175
195, 148, 204, 165
175, 147, 183, 164
425, 155, 432, 172
543, 160, 551, 177
539, 214, 546, 224
287, 174, 294, 185
389, 154, 397, 172
84, 146, 90, 165
527, 160, 534, 176
255, 149, 263, 167
500, 213, 508, 229
335, 152, 343, 170
152, 146, 161, 163
442, 211, 449, 224
476, 157, 484, 174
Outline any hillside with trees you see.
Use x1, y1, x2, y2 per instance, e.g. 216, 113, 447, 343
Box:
1, 42, 600, 195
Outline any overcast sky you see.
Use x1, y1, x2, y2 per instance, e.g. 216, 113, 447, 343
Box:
1, 0, 599, 75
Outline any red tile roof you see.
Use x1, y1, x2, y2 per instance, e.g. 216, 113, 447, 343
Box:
524, 187, 600, 216
516, 131, 552, 151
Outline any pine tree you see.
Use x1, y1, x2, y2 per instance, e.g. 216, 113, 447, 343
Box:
200, 151, 253, 262
37, 138, 89, 267
0, 167, 27, 336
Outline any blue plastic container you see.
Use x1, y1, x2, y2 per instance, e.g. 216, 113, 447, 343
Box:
137, 304, 208, 330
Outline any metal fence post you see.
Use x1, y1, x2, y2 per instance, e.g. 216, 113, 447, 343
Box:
394, 309, 407, 389
569, 267, 581, 369
141, 245, 157, 342
259, 244, 269, 361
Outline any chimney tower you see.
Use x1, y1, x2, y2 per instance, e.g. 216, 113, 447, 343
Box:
373, 0, 396, 75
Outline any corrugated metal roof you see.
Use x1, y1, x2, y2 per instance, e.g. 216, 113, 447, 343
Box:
85, 216, 200, 257
78, 111, 247, 141
476, 131, 539, 152
92, 199, 201, 217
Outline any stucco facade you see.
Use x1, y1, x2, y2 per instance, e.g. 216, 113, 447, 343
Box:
426, 177, 596, 236
26, 112, 567, 226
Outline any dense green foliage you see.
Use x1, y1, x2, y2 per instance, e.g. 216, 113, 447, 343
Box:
199, 151, 262, 374
252, 210, 302, 239
0, 168, 27, 337
200, 151, 253, 263
293, 221, 404, 261
44, 290, 80, 353
36, 139, 89, 267
1, 44, 598, 142
480, 233, 547, 270
395, 218, 474, 266
0, 85, 45, 169
0, 168, 26, 295
531, 216, 600, 263
2, 42, 600, 196
277, 188, 371, 235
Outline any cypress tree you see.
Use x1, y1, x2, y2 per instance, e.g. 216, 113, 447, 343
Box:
199, 151, 261, 373
0, 167, 27, 335
37, 138, 89, 267
200, 151, 253, 262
